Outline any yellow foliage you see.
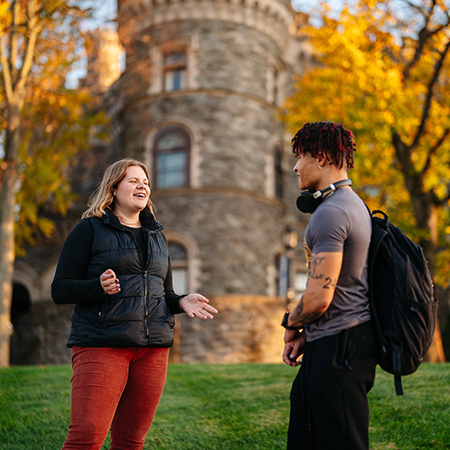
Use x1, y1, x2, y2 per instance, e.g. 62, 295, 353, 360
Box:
0, 0, 110, 252
0, 3, 9, 19
283, 0, 450, 283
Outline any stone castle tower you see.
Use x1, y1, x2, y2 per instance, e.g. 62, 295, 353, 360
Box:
115, 0, 306, 293
11, 0, 313, 364
111, 0, 310, 362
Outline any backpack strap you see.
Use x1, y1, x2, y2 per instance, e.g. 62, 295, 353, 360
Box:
366, 207, 389, 353
368, 209, 406, 396
394, 376, 404, 396
393, 350, 404, 395
371, 209, 388, 227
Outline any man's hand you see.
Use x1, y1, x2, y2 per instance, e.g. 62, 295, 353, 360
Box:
282, 331, 306, 367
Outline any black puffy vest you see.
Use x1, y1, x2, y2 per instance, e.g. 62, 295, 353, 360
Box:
67, 209, 175, 348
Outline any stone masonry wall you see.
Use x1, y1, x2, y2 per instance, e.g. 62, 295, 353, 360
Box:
174, 295, 287, 363
11, 296, 287, 366
152, 191, 284, 296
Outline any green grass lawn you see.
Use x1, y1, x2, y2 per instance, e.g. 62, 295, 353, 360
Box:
0, 363, 449, 449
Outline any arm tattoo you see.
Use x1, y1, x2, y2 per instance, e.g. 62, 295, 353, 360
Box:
289, 298, 324, 325
310, 255, 337, 289
323, 277, 337, 290
290, 254, 337, 326
302, 311, 323, 323
289, 298, 304, 323
309, 255, 325, 280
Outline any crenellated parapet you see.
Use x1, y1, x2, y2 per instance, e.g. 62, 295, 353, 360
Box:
119, 0, 293, 50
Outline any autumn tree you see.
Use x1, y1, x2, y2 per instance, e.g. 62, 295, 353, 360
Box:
284, 0, 448, 361
0, 0, 107, 367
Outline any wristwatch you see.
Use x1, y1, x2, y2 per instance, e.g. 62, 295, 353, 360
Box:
281, 312, 300, 330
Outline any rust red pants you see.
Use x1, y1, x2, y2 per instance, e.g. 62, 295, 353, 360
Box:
61, 346, 169, 450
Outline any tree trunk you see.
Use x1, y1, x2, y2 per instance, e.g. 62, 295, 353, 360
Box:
426, 319, 446, 363
393, 134, 446, 363
412, 199, 446, 362
0, 107, 20, 367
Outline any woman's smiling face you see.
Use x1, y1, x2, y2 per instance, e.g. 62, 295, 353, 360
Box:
113, 165, 150, 215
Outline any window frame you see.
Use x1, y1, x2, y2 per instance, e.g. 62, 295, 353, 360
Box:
169, 241, 189, 294
163, 49, 187, 92
153, 125, 191, 189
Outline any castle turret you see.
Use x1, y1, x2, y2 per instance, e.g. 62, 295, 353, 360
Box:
114, 0, 307, 361
117, 0, 297, 289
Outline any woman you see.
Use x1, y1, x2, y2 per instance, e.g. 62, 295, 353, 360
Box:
52, 158, 218, 450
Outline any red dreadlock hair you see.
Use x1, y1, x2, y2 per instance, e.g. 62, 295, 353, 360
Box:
292, 121, 357, 170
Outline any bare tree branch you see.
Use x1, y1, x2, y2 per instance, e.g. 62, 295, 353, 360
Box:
14, 0, 42, 108
432, 188, 450, 207
9, 0, 20, 80
422, 126, 450, 174
411, 36, 450, 149
402, 0, 449, 80
0, 32, 15, 104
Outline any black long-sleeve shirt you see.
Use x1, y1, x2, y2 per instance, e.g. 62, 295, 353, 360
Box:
51, 219, 183, 313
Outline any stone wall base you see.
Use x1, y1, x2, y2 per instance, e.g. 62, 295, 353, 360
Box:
172, 295, 287, 364
11, 296, 287, 365
10, 302, 73, 365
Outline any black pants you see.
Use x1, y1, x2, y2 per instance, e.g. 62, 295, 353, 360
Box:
287, 321, 378, 450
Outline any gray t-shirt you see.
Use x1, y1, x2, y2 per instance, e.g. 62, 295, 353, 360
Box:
303, 188, 372, 342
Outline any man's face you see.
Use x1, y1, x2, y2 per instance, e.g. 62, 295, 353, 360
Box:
293, 153, 321, 191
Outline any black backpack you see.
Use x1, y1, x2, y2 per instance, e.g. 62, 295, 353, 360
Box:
368, 209, 438, 395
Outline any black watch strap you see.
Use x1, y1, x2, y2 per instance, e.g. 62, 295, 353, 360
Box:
281, 312, 299, 330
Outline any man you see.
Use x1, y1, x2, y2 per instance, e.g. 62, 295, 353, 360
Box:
281, 121, 378, 450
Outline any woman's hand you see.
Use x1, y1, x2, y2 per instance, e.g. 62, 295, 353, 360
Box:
179, 293, 218, 319
100, 269, 120, 295
282, 330, 306, 367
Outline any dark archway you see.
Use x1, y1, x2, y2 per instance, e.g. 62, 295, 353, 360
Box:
9, 283, 41, 365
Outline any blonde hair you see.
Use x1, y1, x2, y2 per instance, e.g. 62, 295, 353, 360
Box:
82, 159, 154, 219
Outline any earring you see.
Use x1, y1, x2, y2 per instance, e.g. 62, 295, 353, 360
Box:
318, 165, 322, 169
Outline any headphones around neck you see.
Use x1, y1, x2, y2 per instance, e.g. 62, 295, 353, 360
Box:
296, 179, 352, 214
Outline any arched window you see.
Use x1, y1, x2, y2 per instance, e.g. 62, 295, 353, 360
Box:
169, 242, 189, 294
153, 126, 190, 189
